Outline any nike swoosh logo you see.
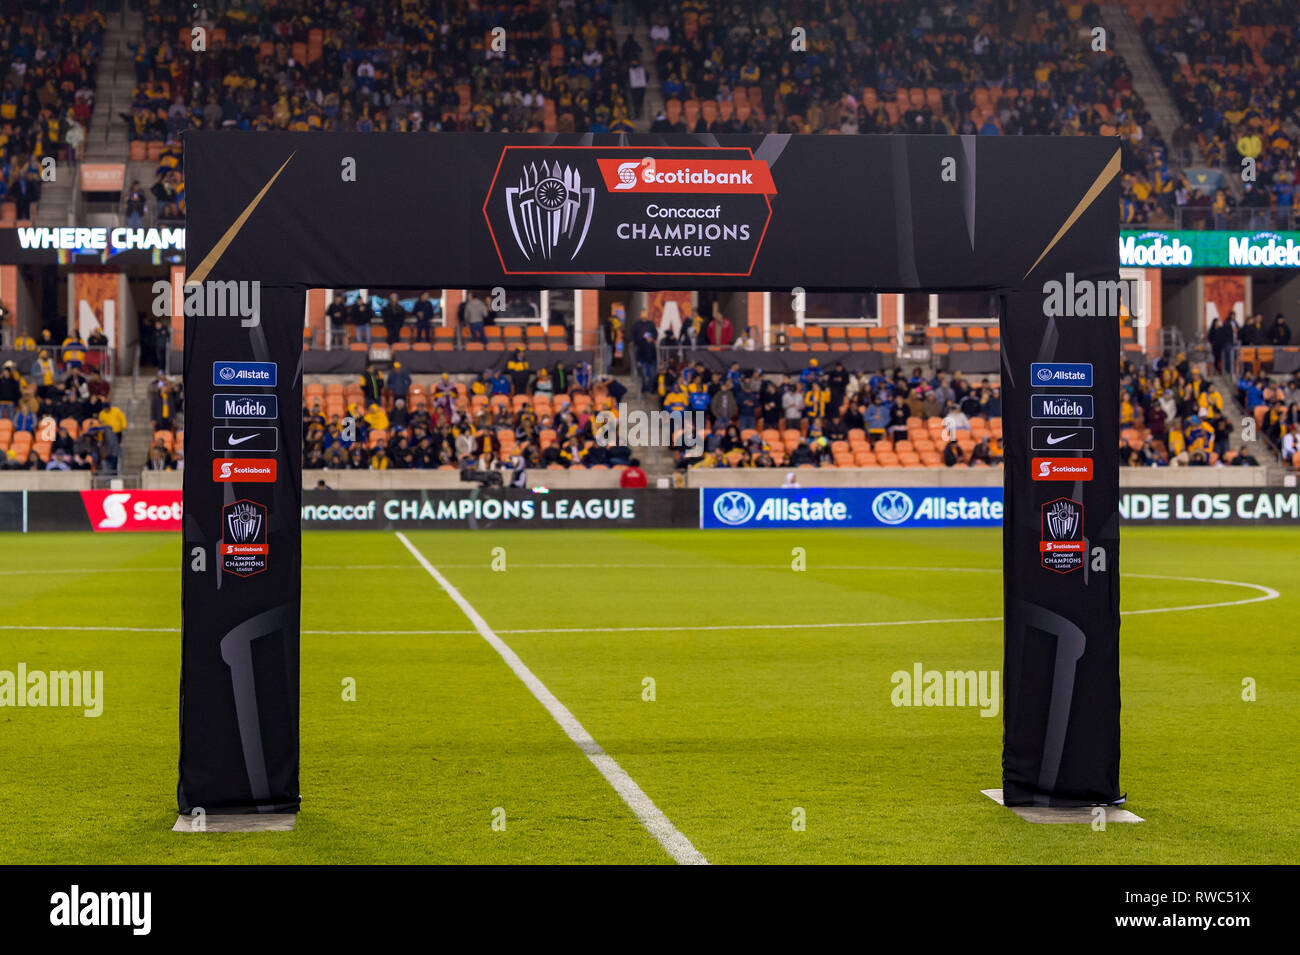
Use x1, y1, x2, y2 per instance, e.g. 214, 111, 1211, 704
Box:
1045, 432, 1077, 445
228, 433, 260, 446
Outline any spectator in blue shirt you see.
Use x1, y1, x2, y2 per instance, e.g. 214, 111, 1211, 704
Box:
386, 362, 411, 402
1240, 376, 1264, 411
799, 358, 822, 388
864, 398, 890, 438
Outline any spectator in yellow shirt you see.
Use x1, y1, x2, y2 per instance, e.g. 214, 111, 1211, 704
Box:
1199, 384, 1223, 416
1166, 423, 1187, 465
804, 383, 830, 419
363, 403, 389, 433
61, 334, 87, 370
98, 403, 127, 436
1185, 416, 1214, 464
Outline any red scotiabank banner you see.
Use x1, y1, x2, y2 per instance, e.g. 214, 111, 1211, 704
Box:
595, 157, 776, 194
80, 489, 183, 531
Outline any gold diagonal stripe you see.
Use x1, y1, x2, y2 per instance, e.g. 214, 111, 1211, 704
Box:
1023, 148, 1122, 280
186, 151, 296, 286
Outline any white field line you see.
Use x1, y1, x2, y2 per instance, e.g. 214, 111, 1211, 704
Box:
0, 571, 1279, 637
1120, 573, 1280, 614
0, 564, 413, 575
0, 567, 1278, 637
395, 530, 708, 866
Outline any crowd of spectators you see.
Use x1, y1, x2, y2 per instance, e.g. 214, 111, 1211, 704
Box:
0, 8, 103, 221
1237, 367, 1299, 467
1206, 311, 1292, 377
119, 0, 1300, 229
142, 369, 185, 470
1141, 0, 1297, 225
643, 0, 1166, 220
0, 329, 126, 472
302, 350, 645, 471
649, 356, 1005, 469
125, 0, 638, 149
1117, 352, 1264, 467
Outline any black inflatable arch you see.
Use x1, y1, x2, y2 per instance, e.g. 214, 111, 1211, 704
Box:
181, 132, 1123, 814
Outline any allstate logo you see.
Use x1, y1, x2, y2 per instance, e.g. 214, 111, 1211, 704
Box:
713, 491, 756, 526
1036, 367, 1054, 383
219, 366, 236, 381
871, 490, 914, 525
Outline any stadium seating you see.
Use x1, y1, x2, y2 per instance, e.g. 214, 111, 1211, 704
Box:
303, 370, 620, 470
0, 9, 103, 214
122, 0, 638, 211
1140, 0, 1298, 223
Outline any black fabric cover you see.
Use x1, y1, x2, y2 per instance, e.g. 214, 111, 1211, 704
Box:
183, 132, 1123, 811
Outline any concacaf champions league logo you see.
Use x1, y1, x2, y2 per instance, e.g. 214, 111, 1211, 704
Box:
221, 499, 269, 577
1040, 497, 1084, 574
505, 160, 595, 262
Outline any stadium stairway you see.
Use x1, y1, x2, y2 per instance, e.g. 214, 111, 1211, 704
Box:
623, 3, 662, 133
619, 377, 679, 479
1211, 370, 1287, 473
76, 9, 146, 223
119, 385, 161, 479
1100, 4, 1203, 169
35, 169, 77, 229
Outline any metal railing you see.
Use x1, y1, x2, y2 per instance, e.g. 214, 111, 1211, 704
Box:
1172, 207, 1296, 231
2, 346, 117, 379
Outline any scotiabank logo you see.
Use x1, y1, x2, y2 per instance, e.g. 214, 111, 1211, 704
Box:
213, 458, 277, 482
80, 490, 183, 531
595, 157, 776, 195
1032, 457, 1094, 481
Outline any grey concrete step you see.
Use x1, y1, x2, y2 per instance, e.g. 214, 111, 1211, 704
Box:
618, 379, 681, 477
637, 21, 663, 129
1101, 4, 1203, 171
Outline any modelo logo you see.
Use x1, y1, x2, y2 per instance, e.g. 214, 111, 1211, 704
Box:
1118, 232, 1193, 267
1031, 394, 1094, 419
80, 490, 183, 531
213, 394, 278, 419
871, 490, 914, 525
712, 490, 757, 526
1227, 234, 1300, 268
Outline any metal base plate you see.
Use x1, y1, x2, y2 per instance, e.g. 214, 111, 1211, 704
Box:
173, 813, 297, 833
982, 789, 1145, 824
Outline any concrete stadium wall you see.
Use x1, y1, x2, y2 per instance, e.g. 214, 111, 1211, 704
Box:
54, 465, 1296, 494
0, 472, 93, 491
685, 467, 1004, 488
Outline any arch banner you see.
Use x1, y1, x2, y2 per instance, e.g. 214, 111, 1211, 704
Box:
181, 133, 1122, 813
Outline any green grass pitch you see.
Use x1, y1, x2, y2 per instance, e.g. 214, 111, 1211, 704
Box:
0, 527, 1295, 864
